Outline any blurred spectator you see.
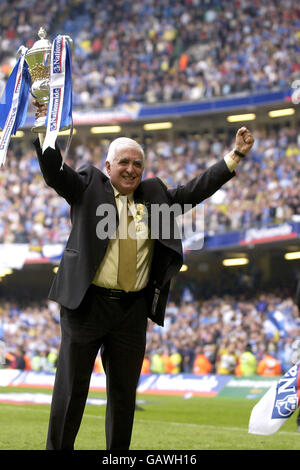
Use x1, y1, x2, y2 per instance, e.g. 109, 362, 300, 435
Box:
257, 346, 282, 376
140, 355, 151, 375
14, 347, 30, 370
5, 351, 17, 368
31, 350, 53, 372
161, 348, 173, 374
192, 346, 212, 375
150, 351, 165, 374
94, 353, 104, 374
235, 344, 257, 377
169, 348, 183, 374
216, 341, 238, 374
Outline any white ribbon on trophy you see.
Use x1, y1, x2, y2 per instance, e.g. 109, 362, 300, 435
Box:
43, 35, 70, 159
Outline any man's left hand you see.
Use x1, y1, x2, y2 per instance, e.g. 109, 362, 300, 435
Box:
235, 127, 254, 155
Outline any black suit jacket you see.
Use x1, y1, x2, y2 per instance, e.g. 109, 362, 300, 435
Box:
34, 140, 235, 326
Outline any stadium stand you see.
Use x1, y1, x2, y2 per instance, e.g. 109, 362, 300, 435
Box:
1, 290, 300, 375
0, 0, 300, 379
0, 0, 299, 107
0, 124, 299, 245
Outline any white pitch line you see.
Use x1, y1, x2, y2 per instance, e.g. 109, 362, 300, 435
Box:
134, 419, 300, 436
1, 404, 299, 436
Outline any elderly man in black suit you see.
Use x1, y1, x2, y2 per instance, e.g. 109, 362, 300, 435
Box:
33, 116, 254, 450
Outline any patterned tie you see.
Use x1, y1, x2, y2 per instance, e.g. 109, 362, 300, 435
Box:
117, 196, 137, 292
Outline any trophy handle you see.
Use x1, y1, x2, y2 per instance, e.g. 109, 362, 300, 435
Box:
64, 36, 73, 52
16, 46, 28, 59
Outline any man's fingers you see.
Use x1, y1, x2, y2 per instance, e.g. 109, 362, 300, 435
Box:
32, 99, 47, 110
245, 133, 254, 144
237, 126, 247, 136
237, 127, 253, 142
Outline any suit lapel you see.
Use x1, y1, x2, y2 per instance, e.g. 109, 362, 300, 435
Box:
103, 178, 119, 225
133, 182, 183, 257
104, 178, 116, 202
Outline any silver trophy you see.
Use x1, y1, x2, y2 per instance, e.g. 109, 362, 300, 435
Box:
18, 27, 73, 133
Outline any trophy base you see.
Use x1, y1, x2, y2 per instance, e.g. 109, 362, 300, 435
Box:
31, 122, 71, 134
31, 115, 46, 133
31, 125, 46, 133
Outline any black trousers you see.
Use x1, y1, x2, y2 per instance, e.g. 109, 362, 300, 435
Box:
46, 284, 148, 450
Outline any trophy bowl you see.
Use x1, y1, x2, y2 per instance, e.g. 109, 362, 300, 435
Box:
24, 27, 52, 132
23, 27, 72, 133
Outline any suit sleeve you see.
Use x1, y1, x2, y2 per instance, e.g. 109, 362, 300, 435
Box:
33, 139, 88, 205
165, 159, 235, 210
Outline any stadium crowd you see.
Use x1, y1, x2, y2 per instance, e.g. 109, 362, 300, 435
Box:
0, 0, 300, 381
0, 123, 299, 245
0, 0, 299, 108
1, 288, 300, 376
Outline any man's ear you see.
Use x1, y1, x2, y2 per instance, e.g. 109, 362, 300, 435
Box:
105, 160, 111, 175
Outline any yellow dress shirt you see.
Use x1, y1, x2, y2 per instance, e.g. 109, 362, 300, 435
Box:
224, 152, 239, 172
92, 184, 154, 291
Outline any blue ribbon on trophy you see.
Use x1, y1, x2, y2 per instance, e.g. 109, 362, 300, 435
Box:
0, 47, 30, 165
0, 27, 73, 167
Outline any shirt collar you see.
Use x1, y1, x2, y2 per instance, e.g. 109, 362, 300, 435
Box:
111, 183, 134, 202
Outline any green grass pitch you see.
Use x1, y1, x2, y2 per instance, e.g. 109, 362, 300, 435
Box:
0, 387, 299, 450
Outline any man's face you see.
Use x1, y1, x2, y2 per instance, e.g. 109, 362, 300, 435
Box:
105, 145, 144, 195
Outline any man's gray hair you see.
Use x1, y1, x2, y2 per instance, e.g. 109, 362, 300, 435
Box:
106, 137, 145, 165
